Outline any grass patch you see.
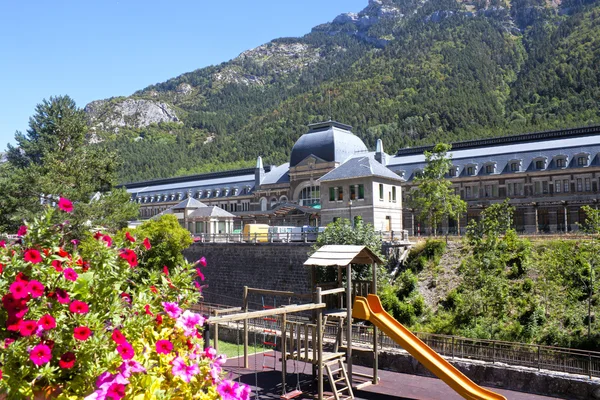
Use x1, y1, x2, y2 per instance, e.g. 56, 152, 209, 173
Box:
216, 340, 271, 359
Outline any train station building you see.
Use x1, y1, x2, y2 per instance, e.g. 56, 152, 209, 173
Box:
123, 121, 600, 235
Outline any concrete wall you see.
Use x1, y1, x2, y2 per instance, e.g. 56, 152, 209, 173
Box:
184, 242, 314, 308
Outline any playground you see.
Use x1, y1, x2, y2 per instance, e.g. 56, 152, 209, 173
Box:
205, 245, 567, 400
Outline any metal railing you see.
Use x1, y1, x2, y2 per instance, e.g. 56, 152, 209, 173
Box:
192, 230, 410, 244
344, 326, 600, 379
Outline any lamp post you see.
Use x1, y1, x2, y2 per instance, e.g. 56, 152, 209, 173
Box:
349, 200, 353, 227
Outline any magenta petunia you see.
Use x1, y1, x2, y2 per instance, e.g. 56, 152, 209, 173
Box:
38, 314, 56, 330
30, 343, 52, 366
0, 240, 5, 248
102, 235, 113, 247
24, 249, 42, 264
197, 257, 207, 267
17, 225, 27, 237
196, 268, 205, 281
58, 197, 73, 213
27, 280, 45, 298
55, 288, 70, 304
9, 280, 29, 299
111, 329, 127, 344
69, 300, 89, 314
116, 342, 135, 360
162, 302, 182, 319
19, 320, 38, 336
74, 326, 92, 341
155, 339, 173, 354
106, 383, 126, 400
63, 268, 78, 282
142, 237, 151, 250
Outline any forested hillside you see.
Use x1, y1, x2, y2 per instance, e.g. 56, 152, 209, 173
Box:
89, 0, 600, 183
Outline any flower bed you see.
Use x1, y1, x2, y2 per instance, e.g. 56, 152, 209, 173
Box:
0, 199, 248, 399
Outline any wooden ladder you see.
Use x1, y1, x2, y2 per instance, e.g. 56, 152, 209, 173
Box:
324, 358, 354, 400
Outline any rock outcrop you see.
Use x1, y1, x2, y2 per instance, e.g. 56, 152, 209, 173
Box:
85, 98, 180, 133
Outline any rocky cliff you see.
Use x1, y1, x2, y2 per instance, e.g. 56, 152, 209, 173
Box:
85, 98, 180, 133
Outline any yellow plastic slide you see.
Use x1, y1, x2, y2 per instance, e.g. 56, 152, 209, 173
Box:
352, 294, 506, 400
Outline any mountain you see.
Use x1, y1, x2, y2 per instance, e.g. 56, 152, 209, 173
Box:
87, 0, 600, 184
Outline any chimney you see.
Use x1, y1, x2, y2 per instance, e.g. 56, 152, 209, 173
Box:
255, 156, 265, 187
375, 139, 387, 165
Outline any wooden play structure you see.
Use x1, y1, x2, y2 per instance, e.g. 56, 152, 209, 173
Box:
207, 244, 506, 400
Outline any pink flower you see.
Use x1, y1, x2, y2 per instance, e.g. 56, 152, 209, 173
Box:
56, 288, 70, 304
52, 260, 63, 272
19, 320, 38, 336
27, 280, 45, 298
63, 268, 78, 282
30, 344, 52, 366
38, 314, 56, 330
218, 380, 250, 400
102, 235, 113, 247
125, 232, 135, 242
10, 280, 29, 299
116, 343, 135, 360
24, 249, 42, 264
17, 225, 27, 236
0, 240, 5, 248
162, 302, 182, 319
59, 352, 76, 369
142, 237, 151, 250
106, 383, 126, 400
119, 249, 137, 268
118, 360, 146, 378
171, 357, 199, 383
197, 257, 207, 267
69, 300, 89, 314
196, 268, 205, 281
74, 326, 92, 341
111, 329, 127, 344
204, 346, 217, 360
176, 310, 205, 336
58, 197, 73, 213
155, 339, 173, 354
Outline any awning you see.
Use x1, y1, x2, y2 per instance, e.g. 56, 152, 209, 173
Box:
304, 245, 384, 267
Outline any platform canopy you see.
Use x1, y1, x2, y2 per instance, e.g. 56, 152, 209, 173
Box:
304, 245, 384, 267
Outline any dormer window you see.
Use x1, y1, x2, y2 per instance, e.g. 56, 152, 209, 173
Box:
413, 169, 423, 179
214, 189, 221, 197
484, 162, 496, 175
234, 187, 239, 196
396, 170, 406, 179
196, 190, 203, 198
533, 157, 547, 170
576, 153, 590, 167
465, 164, 478, 176
177, 192, 183, 200
205, 190, 211, 198
448, 166, 459, 177
224, 188, 230, 197
554, 155, 569, 168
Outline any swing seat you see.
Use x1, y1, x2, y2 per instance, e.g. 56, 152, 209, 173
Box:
280, 389, 303, 399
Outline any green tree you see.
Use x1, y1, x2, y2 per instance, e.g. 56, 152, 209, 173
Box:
409, 143, 466, 236
0, 95, 138, 233
132, 214, 194, 271
579, 205, 600, 340
314, 217, 384, 282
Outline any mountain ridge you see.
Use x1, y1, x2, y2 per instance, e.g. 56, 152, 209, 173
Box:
87, 0, 600, 184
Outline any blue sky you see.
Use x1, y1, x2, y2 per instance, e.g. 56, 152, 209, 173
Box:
0, 0, 366, 151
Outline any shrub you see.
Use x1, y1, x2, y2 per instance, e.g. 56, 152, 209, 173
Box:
0, 202, 247, 399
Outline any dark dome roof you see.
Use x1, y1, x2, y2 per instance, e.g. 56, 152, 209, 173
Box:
290, 121, 368, 167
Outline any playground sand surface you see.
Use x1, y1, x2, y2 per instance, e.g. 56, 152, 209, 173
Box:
222, 351, 565, 400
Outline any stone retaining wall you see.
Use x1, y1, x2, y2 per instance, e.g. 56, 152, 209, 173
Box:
184, 242, 313, 308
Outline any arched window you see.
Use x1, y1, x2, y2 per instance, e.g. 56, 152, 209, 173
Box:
298, 186, 320, 207
259, 197, 267, 211
270, 197, 278, 209
279, 195, 288, 203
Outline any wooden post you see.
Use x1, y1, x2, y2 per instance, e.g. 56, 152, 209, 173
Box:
214, 309, 219, 353
372, 263, 378, 385
282, 312, 287, 392
346, 264, 353, 387
316, 287, 323, 400
243, 286, 249, 368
